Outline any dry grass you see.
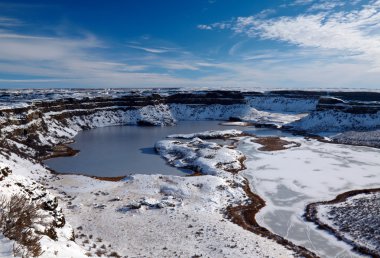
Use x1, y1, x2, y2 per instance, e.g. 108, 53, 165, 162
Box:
252, 137, 300, 151
0, 194, 44, 257
91, 176, 126, 182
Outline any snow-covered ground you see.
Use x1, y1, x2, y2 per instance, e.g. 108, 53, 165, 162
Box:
155, 138, 246, 175
288, 110, 380, 132
167, 129, 244, 139
47, 174, 294, 258
0, 155, 88, 258
247, 96, 318, 113
0, 235, 14, 258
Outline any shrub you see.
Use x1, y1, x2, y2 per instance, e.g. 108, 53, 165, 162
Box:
0, 167, 12, 181
0, 194, 44, 257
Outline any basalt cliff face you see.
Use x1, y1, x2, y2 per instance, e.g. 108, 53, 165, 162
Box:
0, 91, 247, 160
1, 89, 380, 161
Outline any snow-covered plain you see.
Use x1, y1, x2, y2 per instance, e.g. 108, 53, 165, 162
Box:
47, 174, 294, 258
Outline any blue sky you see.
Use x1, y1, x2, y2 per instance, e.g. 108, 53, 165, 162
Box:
0, 0, 379, 89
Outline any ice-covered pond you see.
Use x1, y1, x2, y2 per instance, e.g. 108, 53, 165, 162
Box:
44, 121, 287, 177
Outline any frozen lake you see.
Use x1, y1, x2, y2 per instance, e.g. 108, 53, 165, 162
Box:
239, 137, 380, 258
45, 121, 287, 177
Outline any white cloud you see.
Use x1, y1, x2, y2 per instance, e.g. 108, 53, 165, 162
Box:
207, 1, 380, 69
161, 62, 199, 71
0, 78, 65, 82
0, 17, 22, 27
2, 4, 380, 89
0, 21, 242, 88
197, 24, 213, 30
126, 45, 171, 54
308, 1, 345, 11
293, 0, 315, 5
0, 19, 209, 87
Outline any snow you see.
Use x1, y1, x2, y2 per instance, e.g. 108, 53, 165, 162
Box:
0, 164, 88, 258
0, 145, 88, 257
167, 129, 244, 139
247, 96, 318, 113
332, 129, 380, 148
46, 174, 294, 258
155, 138, 245, 175
288, 110, 380, 132
0, 127, 294, 258
220, 121, 252, 126
0, 235, 13, 258
169, 104, 304, 127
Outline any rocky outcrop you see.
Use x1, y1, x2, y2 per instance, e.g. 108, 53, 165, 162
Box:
285, 94, 380, 132
317, 96, 380, 114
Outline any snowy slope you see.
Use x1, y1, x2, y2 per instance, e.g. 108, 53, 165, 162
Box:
332, 129, 380, 148
0, 162, 87, 258
287, 110, 380, 132
247, 96, 318, 113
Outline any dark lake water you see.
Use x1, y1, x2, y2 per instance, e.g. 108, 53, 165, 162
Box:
44, 121, 289, 177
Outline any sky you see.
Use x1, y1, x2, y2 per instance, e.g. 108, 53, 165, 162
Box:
0, 0, 379, 89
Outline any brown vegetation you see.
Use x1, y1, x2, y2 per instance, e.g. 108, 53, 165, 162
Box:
252, 137, 301, 151
0, 194, 44, 257
91, 176, 126, 182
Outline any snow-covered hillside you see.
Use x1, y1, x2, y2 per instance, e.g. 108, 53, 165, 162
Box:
0, 158, 87, 257
247, 96, 318, 113
287, 110, 380, 132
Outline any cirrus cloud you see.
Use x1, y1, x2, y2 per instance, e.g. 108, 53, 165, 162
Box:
200, 0, 380, 68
